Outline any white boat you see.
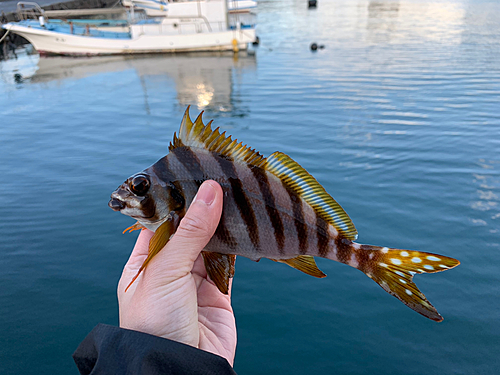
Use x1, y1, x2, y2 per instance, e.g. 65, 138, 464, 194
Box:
122, 0, 256, 18
2, 0, 257, 56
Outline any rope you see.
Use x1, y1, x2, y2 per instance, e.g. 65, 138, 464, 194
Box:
0, 29, 11, 44
110, 0, 123, 8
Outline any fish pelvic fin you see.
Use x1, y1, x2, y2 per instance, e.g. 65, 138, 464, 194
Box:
122, 221, 146, 234
356, 245, 460, 321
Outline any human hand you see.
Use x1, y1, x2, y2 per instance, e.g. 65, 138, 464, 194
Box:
117, 180, 237, 365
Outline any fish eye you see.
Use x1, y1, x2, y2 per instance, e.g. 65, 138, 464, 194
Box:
129, 175, 150, 196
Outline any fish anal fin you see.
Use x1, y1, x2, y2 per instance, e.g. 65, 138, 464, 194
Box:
264, 152, 358, 241
359, 245, 460, 321
201, 252, 236, 295
170, 107, 265, 167
125, 212, 182, 292
272, 255, 327, 278
122, 221, 146, 234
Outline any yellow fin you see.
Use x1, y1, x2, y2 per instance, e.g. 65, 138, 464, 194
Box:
125, 219, 176, 292
264, 152, 358, 241
360, 245, 460, 321
201, 252, 236, 295
169, 106, 265, 166
272, 255, 327, 278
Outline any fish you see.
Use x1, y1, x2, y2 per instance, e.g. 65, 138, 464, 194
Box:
109, 107, 460, 322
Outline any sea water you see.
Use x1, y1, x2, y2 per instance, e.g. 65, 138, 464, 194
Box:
0, 0, 499, 373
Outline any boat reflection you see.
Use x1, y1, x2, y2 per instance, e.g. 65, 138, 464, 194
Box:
1, 50, 257, 113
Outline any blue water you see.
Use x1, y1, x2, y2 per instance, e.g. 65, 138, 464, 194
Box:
1, 0, 499, 374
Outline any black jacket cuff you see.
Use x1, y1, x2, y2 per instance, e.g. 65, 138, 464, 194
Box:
73, 324, 236, 375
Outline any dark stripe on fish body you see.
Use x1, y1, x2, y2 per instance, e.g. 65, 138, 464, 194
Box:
250, 167, 285, 255
356, 244, 383, 273
176, 147, 206, 185
286, 187, 308, 255
175, 148, 237, 249
152, 156, 177, 185
152, 156, 186, 211
217, 156, 260, 250
140, 194, 157, 220
316, 211, 330, 258
335, 236, 353, 264
356, 245, 373, 273
214, 211, 238, 250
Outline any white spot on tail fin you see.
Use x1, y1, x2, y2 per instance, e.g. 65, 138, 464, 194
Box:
395, 271, 405, 277
399, 279, 407, 284
380, 263, 388, 268
405, 289, 413, 295
412, 257, 422, 263
427, 256, 441, 261
391, 258, 402, 266
424, 265, 434, 270
381, 247, 389, 253
400, 251, 409, 257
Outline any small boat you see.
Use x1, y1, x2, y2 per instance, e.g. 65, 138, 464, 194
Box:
2, 0, 257, 56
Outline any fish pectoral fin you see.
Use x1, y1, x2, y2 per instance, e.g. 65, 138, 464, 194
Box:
201, 252, 237, 295
272, 255, 327, 278
122, 221, 146, 234
125, 211, 183, 292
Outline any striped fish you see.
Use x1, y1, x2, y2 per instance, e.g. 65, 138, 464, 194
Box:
109, 107, 460, 321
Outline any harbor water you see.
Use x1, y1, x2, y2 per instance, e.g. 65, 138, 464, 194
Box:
1, 0, 499, 373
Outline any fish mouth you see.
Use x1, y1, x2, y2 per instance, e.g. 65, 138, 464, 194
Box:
108, 197, 156, 220
108, 198, 125, 211
108, 190, 156, 219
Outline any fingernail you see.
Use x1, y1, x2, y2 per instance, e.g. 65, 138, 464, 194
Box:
196, 181, 216, 206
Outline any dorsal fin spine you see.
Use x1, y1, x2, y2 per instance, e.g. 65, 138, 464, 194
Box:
172, 107, 265, 166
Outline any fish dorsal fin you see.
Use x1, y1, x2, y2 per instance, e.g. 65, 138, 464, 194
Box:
271, 255, 327, 278
264, 152, 358, 241
201, 252, 236, 295
169, 106, 265, 166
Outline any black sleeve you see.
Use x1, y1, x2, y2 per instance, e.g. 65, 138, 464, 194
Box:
73, 324, 237, 375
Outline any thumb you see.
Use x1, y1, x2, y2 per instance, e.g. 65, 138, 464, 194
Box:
153, 180, 224, 273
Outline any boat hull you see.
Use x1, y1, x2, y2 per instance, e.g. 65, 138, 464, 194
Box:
3, 24, 255, 56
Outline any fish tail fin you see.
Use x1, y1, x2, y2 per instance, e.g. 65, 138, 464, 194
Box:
355, 244, 460, 321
